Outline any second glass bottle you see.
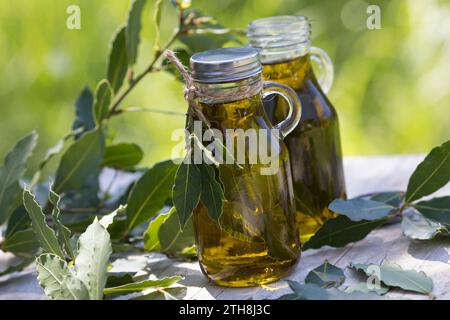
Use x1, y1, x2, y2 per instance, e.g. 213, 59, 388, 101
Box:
248, 16, 347, 242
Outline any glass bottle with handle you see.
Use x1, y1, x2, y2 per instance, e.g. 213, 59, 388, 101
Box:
187, 46, 302, 287
247, 16, 347, 243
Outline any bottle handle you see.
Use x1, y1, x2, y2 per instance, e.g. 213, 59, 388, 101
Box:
262, 81, 302, 139
309, 46, 334, 94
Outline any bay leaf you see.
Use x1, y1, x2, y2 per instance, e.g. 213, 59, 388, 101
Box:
351, 263, 433, 294
104, 276, 182, 295
53, 128, 105, 193
305, 260, 345, 288
2, 228, 40, 258
5, 205, 31, 238
172, 162, 202, 227
49, 187, 75, 260
75, 218, 112, 300
23, 189, 65, 259
72, 87, 95, 136
36, 253, 89, 300
405, 140, 450, 204
126, 160, 178, 231
369, 191, 404, 207
93, 79, 113, 124
107, 27, 128, 93
158, 208, 195, 254
329, 198, 395, 221
303, 216, 387, 250
101, 143, 143, 169
198, 164, 223, 222
414, 196, 450, 226
278, 281, 383, 300
36, 254, 71, 300
0, 131, 38, 224
401, 213, 447, 240
143, 208, 173, 251
126, 0, 147, 66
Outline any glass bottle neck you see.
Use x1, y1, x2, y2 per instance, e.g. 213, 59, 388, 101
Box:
194, 75, 263, 105
247, 16, 312, 65
261, 55, 317, 91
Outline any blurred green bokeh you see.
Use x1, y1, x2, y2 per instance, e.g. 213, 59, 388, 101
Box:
0, 0, 449, 173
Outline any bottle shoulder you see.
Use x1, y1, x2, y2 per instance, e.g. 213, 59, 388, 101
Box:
297, 80, 338, 122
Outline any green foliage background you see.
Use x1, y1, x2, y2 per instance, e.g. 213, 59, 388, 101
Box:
0, 0, 449, 171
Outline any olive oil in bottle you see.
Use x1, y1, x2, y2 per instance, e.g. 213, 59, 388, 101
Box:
188, 47, 302, 287
248, 16, 347, 243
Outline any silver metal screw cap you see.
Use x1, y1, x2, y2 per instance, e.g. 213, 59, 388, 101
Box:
190, 46, 262, 83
